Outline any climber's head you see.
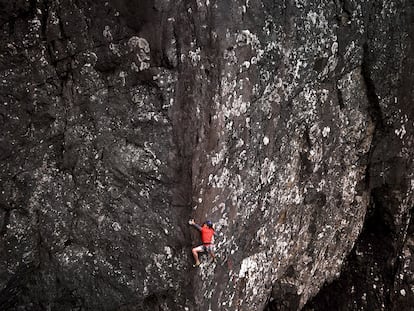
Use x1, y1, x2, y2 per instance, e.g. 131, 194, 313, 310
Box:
205, 220, 213, 228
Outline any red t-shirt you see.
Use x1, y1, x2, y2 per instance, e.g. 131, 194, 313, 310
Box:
201, 226, 215, 244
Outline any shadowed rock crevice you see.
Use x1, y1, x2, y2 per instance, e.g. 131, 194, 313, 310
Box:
304, 181, 413, 310
0, 208, 10, 237
361, 42, 384, 129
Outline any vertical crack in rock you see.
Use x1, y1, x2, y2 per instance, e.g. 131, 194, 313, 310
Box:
361, 42, 384, 130
0, 207, 10, 237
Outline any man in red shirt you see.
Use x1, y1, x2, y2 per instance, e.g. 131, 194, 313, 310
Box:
189, 218, 216, 267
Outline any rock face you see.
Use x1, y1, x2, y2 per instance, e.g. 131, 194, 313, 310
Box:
0, 1, 412, 310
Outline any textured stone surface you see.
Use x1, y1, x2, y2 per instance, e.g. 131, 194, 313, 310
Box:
0, 0, 412, 310
304, 1, 414, 310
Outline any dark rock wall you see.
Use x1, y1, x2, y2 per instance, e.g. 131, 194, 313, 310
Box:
304, 1, 414, 310
0, 1, 412, 311
1, 0, 192, 309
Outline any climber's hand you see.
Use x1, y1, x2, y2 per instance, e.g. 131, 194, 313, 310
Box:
188, 219, 195, 225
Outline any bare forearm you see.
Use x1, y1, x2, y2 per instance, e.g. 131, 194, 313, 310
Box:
189, 219, 202, 231
192, 223, 202, 231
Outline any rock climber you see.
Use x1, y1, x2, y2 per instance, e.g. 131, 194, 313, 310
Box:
189, 218, 216, 267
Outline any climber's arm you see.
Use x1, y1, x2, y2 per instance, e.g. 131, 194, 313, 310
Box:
188, 219, 202, 231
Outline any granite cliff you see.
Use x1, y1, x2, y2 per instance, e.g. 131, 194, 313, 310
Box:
0, 0, 413, 310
